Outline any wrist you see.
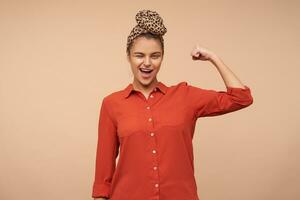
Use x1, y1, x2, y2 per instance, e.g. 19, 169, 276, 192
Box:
208, 53, 219, 63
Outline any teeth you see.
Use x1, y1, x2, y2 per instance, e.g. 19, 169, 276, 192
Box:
140, 68, 153, 72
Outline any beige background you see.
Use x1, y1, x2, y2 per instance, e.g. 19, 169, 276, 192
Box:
1, 0, 299, 199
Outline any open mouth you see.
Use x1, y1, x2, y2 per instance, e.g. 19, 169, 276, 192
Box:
139, 68, 153, 73
139, 68, 154, 78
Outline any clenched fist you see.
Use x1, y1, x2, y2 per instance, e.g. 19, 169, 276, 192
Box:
190, 44, 216, 61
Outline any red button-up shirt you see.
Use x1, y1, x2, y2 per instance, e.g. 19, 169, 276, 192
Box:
92, 81, 253, 200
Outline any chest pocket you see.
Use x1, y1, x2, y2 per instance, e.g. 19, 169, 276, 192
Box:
117, 113, 145, 138
155, 105, 189, 127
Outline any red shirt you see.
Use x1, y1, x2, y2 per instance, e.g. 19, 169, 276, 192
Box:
92, 81, 253, 200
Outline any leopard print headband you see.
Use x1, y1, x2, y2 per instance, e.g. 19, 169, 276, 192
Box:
126, 9, 167, 53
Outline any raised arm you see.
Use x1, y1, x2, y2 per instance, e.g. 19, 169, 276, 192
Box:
186, 45, 253, 118
191, 44, 248, 89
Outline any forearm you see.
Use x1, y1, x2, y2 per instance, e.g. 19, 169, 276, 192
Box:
94, 198, 108, 200
209, 54, 246, 89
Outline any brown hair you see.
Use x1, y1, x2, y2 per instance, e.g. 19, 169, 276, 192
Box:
126, 32, 164, 56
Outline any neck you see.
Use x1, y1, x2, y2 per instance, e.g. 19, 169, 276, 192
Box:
132, 78, 159, 93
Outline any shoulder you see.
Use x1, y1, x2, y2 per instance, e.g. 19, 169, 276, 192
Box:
102, 89, 124, 104
164, 81, 195, 97
168, 81, 212, 98
169, 81, 199, 91
169, 81, 188, 88
170, 81, 202, 88
97, 86, 126, 108
97, 89, 124, 121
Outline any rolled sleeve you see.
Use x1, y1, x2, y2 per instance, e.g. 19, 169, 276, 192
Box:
92, 97, 119, 198
184, 82, 254, 118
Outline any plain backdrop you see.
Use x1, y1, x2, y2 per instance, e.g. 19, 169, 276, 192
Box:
1, 0, 299, 200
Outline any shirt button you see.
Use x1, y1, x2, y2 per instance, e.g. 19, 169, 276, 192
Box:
148, 118, 152, 122
153, 166, 158, 170
150, 94, 154, 98
155, 183, 159, 187
150, 132, 155, 136
146, 106, 150, 110
152, 150, 156, 154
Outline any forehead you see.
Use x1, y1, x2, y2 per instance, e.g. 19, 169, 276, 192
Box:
131, 37, 162, 53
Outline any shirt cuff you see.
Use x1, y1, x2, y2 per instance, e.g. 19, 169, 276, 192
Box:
226, 85, 251, 95
92, 182, 111, 198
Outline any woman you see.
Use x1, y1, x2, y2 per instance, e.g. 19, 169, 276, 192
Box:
92, 9, 253, 200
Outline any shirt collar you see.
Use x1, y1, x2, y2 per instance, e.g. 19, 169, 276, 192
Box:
123, 81, 168, 99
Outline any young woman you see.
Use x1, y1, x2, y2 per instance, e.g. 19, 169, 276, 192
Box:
92, 9, 253, 200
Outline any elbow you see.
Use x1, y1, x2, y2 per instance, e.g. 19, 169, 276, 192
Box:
227, 85, 254, 107
239, 86, 254, 107
242, 95, 254, 107
249, 96, 254, 105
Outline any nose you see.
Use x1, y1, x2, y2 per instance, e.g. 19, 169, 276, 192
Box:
143, 56, 151, 66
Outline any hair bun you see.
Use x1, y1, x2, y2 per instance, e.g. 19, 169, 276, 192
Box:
135, 9, 167, 36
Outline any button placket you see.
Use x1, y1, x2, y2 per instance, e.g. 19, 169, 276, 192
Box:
145, 100, 160, 192
151, 136, 160, 191
152, 147, 160, 190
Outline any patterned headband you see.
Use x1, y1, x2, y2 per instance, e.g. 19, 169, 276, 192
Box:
126, 9, 167, 53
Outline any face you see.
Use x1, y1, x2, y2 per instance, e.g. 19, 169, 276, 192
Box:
127, 36, 163, 88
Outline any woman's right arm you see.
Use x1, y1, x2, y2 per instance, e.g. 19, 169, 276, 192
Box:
92, 97, 119, 199
94, 198, 109, 200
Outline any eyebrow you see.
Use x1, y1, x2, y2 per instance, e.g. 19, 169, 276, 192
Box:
133, 52, 162, 55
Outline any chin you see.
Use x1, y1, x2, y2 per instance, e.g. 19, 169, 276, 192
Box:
139, 79, 153, 85
137, 77, 155, 85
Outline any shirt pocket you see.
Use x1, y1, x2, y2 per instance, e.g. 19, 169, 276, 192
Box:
117, 113, 145, 137
155, 105, 190, 127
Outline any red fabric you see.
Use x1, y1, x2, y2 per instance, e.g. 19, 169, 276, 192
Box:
92, 81, 253, 200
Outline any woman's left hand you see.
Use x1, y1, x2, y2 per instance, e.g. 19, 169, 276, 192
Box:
190, 44, 216, 61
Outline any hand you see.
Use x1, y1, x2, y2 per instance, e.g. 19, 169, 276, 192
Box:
190, 44, 216, 61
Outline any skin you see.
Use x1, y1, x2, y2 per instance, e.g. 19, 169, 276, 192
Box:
190, 44, 247, 89
126, 36, 164, 99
